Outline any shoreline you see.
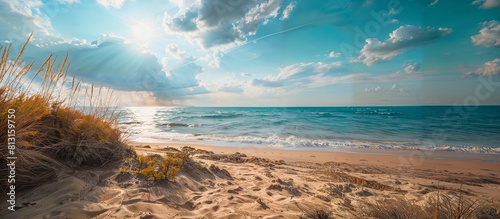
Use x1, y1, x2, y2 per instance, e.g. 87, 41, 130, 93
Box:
131, 142, 500, 176
126, 136, 500, 155
130, 141, 500, 161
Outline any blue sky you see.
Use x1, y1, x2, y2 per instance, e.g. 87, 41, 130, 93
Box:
0, 0, 499, 106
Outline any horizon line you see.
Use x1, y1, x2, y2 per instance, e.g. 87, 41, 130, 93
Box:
116, 104, 500, 108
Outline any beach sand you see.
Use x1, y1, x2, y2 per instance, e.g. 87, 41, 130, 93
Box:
2, 143, 499, 218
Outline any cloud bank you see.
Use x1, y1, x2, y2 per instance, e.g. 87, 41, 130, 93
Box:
52, 39, 206, 101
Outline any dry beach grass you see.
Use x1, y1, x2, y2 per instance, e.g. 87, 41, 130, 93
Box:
0, 35, 128, 192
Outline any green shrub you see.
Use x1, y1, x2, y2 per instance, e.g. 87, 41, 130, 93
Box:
133, 148, 192, 181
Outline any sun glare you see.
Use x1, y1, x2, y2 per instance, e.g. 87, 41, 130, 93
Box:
131, 21, 154, 45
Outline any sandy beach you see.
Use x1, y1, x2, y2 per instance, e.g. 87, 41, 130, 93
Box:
2, 143, 499, 219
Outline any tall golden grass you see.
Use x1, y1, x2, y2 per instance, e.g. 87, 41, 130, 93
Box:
0, 35, 128, 191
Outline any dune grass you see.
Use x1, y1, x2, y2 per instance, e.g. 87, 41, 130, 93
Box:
0, 35, 128, 191
361, 191, 499, 219
299, 208, 334, 219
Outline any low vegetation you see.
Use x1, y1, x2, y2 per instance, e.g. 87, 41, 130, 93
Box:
131, 146, 193, 181
0, 35, 127, 191
299, 207, 333, 219
118, 146, 195, 182
134, 153, 183, 181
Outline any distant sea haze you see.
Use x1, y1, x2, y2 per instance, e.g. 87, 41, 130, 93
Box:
117, 106, 500, 154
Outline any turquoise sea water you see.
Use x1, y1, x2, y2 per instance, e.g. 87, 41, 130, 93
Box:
117, 106, 500, 153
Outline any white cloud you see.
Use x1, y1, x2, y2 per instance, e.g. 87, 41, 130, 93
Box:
241, 72, 252, 77
363, 0, 373, 7
471, 20, 500, 48
20, 0, 43, 8
161, 57, 169, 72
209, 51, 223, 68
251, 61, 345, 88
200, 51, 224, 68
280, 1, 296, 20
0, 0, 59, 44
365, 85, 381, 92
0, 0, 91, 50
163, 0, 284, 50
355, 25, 452, 66
428, 0, 439, 6
96, 0, 125, 8
97, 33, 128, 45
57, 0, 80, 4
205, 80, 245, 93
472, 0, 500, 9
166, 43, 186, 59
404, 63, 420, 73
365, 84, 407, 93
466, 58, 500, 76
388, 8, 400, 15
273, 62, 342, 80
327, 51, 342, 58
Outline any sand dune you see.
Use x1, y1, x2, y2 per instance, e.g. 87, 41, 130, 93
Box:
1, 143, 499, 218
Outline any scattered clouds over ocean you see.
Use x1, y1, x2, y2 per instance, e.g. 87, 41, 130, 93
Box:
1, 0, 499, 105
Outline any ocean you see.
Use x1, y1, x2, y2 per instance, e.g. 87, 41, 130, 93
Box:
116, 106, 500, 153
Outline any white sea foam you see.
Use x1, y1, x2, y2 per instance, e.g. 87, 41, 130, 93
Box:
123, 129, 500, 154
117, 106, 500, 154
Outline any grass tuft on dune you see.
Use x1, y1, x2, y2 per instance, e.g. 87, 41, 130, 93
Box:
0, 35, 128, 191
360, 192, 500, 219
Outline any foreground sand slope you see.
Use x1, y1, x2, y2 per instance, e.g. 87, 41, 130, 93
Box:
1, 144, 499, 219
